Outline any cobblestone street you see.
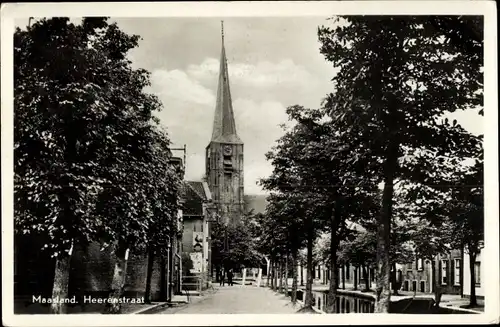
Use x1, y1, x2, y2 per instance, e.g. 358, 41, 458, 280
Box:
159, 286, 298, 314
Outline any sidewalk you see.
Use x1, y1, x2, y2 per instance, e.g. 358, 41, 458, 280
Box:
138, 288, 218, 314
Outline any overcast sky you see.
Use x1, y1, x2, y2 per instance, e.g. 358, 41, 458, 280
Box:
114, 17, 484, 195
111, 17, 339, 195
15, 16, 484, 195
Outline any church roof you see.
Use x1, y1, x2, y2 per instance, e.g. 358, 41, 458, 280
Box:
182, 181, 211, 217
211, 22, 243, 145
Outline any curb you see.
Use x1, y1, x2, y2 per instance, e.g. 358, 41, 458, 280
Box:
133, 302, 170, 314
267, 288, 325, 314
138, 287, 219, 314
438, 304, 482, 314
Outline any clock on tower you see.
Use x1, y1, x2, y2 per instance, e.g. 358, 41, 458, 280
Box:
223, 145, 232, 156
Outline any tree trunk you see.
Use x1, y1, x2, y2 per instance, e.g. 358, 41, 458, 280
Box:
341, 265, 346, 290
278, 260, 283, 293
325, 227, 339, 313
354, 267, 358, 290
159, 257, 166, 300
300, 262, 304, 286
432, 257, 441, 306
469, 252, 477, 307
292, 251, 298, 304
266, 263, 270, 287
106, 244, 129, 314
304, 232, 314, 308
273, 261, 278, 291
285, 255, 289, 296
460, 246, 464, 298
375, 150, 397, 313
391, 262, 399, 295
145, 248, 155, 304
50, 250, 72, 314
364, 265, 370, 292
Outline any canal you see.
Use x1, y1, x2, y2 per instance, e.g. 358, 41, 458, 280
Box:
292, 289, 477, 314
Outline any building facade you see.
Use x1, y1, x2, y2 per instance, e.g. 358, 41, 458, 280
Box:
463, 247, 484, 299
205, 23, 244, 226
298, 263, 377, 291
400, 250, 463, 294
181, 181, 214, 291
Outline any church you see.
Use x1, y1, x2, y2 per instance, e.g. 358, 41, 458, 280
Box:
180, 23, 267, 290
205, 22, 245, 226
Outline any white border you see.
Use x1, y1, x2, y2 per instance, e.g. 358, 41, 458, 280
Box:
1, 1, 498, 326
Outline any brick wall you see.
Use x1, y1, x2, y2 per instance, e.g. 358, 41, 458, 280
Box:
400, 250, 463, 294
15, 235, 165, 302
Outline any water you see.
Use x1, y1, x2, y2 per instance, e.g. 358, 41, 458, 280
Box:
312, 290, 375, 313
292, 289, 476, 314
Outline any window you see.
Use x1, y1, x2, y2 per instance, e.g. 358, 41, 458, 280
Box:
417, 258, 424, 271
345, 263, 350, 280
407, 262, 413, 270
454, 259, 461, 286
474, 262, 481, 285
412, 280, 417, 292
370, 268, 375, 282
420, 281, 426, 293
441, 260, 448, 285
223, 153, 232, 171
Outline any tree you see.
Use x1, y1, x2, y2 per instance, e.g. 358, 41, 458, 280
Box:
211, 212, 262, 275
142, 128, 182, 304
447, 158, 484, 307
260, 103, 383, 313
260, 106, 333, 311
15, 17, 118, 314
14, 17, 178, 313
318, 15, 483, 312
262, 193, 308, 303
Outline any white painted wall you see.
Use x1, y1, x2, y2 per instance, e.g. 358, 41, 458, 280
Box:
463, 249, 484, 297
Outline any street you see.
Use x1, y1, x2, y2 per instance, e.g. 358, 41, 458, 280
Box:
160, 286, 298, 314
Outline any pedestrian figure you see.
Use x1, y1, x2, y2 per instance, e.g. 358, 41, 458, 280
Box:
228, 269, 234, 286
220, 269, 226, 286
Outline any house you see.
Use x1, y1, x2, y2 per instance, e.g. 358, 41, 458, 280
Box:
400, 249, 463, 294
463, 247, 484, 299
180, 180, 214, 291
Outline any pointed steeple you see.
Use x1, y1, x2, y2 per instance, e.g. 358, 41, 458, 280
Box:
211, 21, 242, 144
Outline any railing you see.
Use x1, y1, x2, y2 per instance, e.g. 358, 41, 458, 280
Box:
181, 273, 211, 293
181, 275, 202, 293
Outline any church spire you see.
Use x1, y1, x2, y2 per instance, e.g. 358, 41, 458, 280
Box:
211, 21, 242, 144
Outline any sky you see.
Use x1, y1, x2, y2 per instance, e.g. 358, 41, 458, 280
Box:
111, 17, 484, 195
14, 17, 484, 195
112, 17, 338, 195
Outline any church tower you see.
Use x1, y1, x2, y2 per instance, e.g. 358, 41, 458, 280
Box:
205, 22, 244, 226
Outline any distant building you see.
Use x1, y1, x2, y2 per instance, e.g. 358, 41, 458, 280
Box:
400, 250, 463, 295
205, 23, 244, 226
